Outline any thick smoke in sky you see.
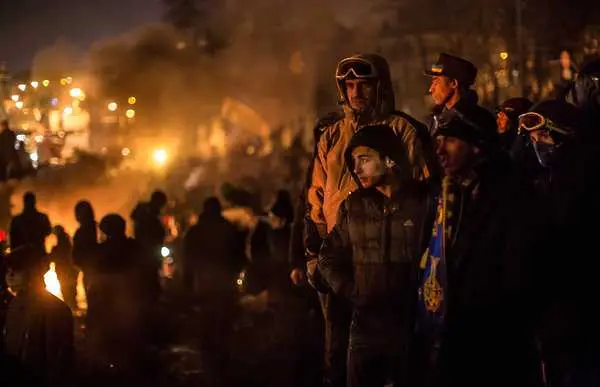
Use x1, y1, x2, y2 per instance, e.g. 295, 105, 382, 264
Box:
78, 0, 400, 131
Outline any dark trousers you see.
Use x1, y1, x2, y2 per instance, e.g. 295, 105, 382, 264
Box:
319, 292, 352, 387
347, 346, 407, 387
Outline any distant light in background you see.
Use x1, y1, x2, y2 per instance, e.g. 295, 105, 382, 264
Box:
11, 95, 19, 102
17, 84, 26, 91
16, 134, 26, 142
121, 147, 131, 157
42, 80, 50, 87
63, 106, 73, 116
500, 52, 509, 60
108, 102, 118, 112
70, 87, 83, 98
72, 99, 81, 108
161, 246, 171, 258
51, 98, 59, 107
35, 135, 43, 143
125, 109, 136, 119
15, 101, 24, 109
30, 81, 39, 89
152, 148, 168, 166
30, 151, 39, 162
128, 96, 136, 105
60, 78, 68, 86
176, 41, 186, 50
66, 77, 73, 84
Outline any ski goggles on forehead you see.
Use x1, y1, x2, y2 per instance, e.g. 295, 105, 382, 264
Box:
336, 58, 378, 80
517, 112, 571, 136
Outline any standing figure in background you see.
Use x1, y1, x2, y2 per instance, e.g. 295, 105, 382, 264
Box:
72, 200, 98, 295
50, 225, 76, 310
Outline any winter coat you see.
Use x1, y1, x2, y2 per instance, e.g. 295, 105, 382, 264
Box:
319, 183, 426, 349
416, 152, 544, 387
307, 53, 429, 237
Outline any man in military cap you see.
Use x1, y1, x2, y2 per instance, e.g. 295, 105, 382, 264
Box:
424, 53, 479, 136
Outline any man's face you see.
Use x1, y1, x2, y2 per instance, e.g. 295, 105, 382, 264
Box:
352, 146, 385, 188
429, 76, 457, 106
496, 112, 510, 134
435, 136, 477, 177
528, 129, 555, 145
345, 79, 377, 113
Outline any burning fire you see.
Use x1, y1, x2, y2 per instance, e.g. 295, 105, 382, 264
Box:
44, 262, 64, 300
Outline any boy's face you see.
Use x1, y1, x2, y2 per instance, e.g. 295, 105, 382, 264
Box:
352, 146, 386, 188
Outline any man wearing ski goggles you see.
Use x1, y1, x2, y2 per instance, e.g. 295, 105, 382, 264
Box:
335, 57, 379, 114
517, 109, 574, 167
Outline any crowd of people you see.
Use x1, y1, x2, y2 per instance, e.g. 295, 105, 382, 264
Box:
0, 50, 598, 387
295, 52, 600, 387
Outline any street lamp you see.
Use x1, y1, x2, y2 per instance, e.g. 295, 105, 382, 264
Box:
107, 102, 118, 112
30, 81, 39, 89
11, 95, 19, 102
128, 96, 136, 105
18, 84, 26, 91
126, 109, 136, 119
15, 101, 24, 109
42, 80, 50, 87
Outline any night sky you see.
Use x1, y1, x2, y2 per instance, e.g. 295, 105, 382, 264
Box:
0, 0, 163, 71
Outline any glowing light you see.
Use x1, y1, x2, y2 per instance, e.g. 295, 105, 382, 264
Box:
152, 148, 168, 166
161, 246, 171, 258
66, 77, 73, 84
500, 52, 509, 60
17, 84, 26, 91
15, 101, 24, 109
51, 98, 59, 107
69, 87, 83, 98
60, 78, 68, 86
107, 102, 118, 112
121, 147, 131, 157
30, 152, 39, 162
44, 262, 64, 300
125, 109, 136, 119
42, 80, 50, 87
30, 81, 39, 89
16, 134, 26, 142
35, 135, 43, 143
128, 96, 136, 105
63, 106, 73, 116
11, 95, 19, 102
